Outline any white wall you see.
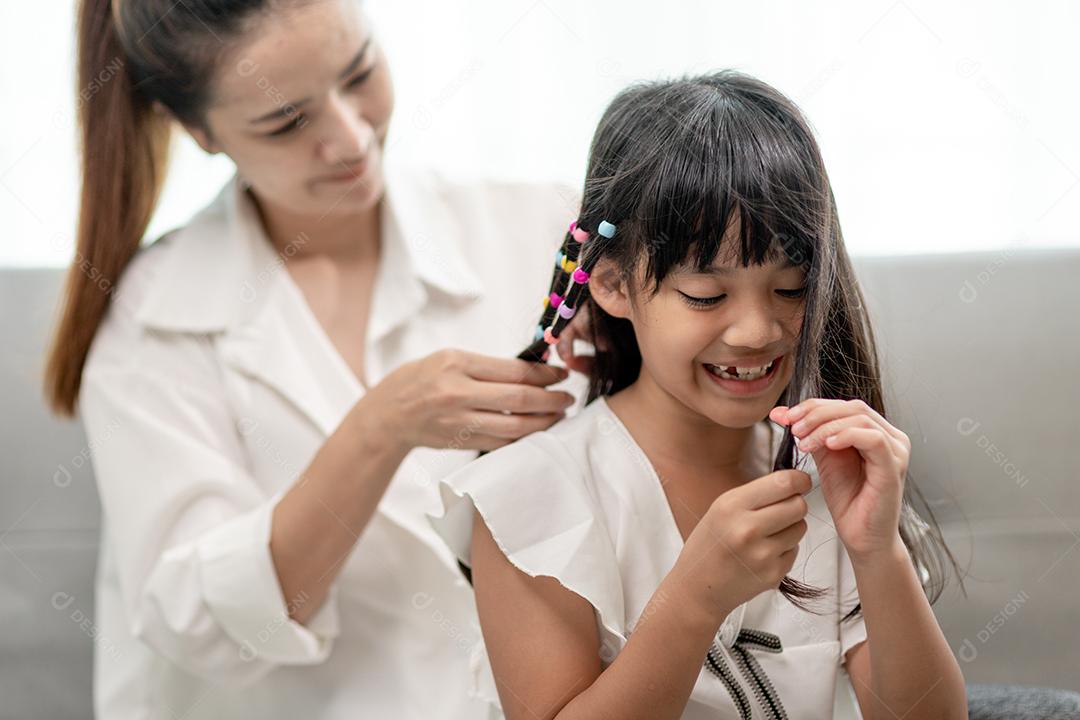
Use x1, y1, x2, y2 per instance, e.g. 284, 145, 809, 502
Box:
1, 0, 1077, 267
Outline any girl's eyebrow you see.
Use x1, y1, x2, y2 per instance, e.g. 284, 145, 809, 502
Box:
247, 37, 373, 125
694, 257, 801, 276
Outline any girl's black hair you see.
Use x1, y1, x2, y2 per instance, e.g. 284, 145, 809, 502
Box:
543, 70, 959, 615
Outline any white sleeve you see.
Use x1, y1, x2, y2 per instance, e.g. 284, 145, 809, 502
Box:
80, 318, 340, 686
837, 539, 868, 661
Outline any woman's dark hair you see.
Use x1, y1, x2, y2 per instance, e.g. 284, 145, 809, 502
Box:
45, 0, 277, 416
573, 70, 960, 614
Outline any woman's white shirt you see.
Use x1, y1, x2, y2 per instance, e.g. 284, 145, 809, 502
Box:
429, 396, 870, 720
79, 163, 577, 719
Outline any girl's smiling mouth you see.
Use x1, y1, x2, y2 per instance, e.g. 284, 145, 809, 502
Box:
703, 354, 785, 396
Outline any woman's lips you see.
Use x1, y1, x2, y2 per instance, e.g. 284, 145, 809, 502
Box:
320, 160, 368, 183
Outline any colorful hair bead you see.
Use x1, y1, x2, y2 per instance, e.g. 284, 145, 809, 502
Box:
561, 258, 578, 273
556, 250, 565, 265
558, 303, 576, 320
543, 295, 550, 308
543, 328, 557, 345
571, 227, 589, 244
569, 221, 577, 233
534, 325, 545, 341
549, 293, 563, 308
571, 268, 590, 284
598, 220, 617, 238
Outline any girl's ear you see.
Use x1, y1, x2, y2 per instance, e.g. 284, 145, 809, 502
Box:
588, 258, 633, 320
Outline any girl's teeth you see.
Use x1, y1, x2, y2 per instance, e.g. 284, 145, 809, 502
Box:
708, 359, 776, 381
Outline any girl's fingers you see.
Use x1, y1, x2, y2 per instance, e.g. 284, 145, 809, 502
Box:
766, 518, 809, 552
783, 399, 907, 447
754, 494, 809, 535
798, 414, 902, 463
819, 427, 899, 469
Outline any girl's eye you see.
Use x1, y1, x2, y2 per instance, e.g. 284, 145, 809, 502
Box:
776, 287, 808, 299
678, 291, 726, 308
267, 113, 307, 137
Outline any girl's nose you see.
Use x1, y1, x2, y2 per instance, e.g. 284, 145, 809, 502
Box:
316, 93, 374, 165
719, 301, 784, 350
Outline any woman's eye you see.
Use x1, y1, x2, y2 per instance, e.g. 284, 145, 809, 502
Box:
347, 67, 375, 89
678, 291, 726, 308
776, 287, 808, 299
267, 113, 307, 137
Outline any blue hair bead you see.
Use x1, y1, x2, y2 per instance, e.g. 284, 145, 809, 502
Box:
598, 220, 616, 238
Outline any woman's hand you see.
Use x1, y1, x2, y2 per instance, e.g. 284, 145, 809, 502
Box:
554, 306, 600, 375
769, 400, 909, 560
374, 349, 575, 453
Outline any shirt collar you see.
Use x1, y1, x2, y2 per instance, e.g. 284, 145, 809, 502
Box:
134, 163, 484, 333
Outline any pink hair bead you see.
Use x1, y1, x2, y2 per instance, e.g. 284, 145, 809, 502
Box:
569, 221, 577, 233
543, 328, 557, 345
572, 268, 590, 284
571, 227, 589, 244
549, 293, 563, 308
558, 303, 576, 320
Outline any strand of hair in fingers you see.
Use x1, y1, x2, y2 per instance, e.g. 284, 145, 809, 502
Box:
518, 219, 617, 363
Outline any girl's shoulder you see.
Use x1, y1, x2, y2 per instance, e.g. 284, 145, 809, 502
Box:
432, 397, 614, 507
426, 396, 627, 614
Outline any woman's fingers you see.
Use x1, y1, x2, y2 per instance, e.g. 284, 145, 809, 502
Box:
464, 410, 569, 443
555, 326, 594, 375
460, 351, 570, 387
470, 380, 576, 415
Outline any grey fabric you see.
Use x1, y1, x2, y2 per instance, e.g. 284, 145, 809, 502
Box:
1, 248, 1078, 718
968, 684, 1080, 720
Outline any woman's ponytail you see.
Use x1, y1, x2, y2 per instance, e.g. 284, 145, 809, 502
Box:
44, 0, 173, 416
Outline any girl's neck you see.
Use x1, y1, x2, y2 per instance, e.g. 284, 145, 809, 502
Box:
606, 371, 772, 487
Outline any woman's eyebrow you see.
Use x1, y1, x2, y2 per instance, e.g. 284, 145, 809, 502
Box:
248, 37, 373, 125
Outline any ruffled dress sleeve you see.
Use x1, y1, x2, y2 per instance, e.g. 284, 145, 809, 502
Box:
427, 430, 628, 710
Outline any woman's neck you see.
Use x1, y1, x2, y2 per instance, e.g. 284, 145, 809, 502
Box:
248, 188, 382, 264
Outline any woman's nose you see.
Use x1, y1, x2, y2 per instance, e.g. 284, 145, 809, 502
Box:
316, 93, 374, 165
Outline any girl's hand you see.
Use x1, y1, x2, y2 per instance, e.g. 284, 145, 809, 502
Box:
673, 469, 811, 626
769, 400, 910, 560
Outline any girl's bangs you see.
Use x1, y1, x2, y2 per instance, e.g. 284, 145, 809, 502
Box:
632, 98, 820, 287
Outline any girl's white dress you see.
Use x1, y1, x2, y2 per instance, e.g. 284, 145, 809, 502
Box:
428, 396, 869, 720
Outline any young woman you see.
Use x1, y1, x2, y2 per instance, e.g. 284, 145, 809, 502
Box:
430, 71, 967, 719
45, 0, 583, 717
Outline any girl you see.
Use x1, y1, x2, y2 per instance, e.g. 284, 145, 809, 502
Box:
46, 0, 579, 717
430, 71, 967, 719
